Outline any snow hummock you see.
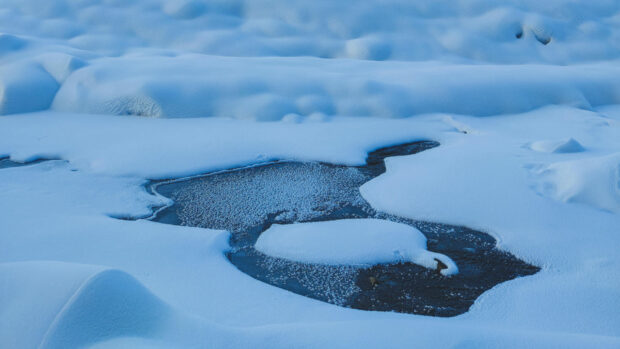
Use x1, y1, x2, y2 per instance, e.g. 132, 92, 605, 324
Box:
528, 138, 586, 153
49, 57, 620, 119
0, 62, 59, 115
531, 153, 620, 213
0, 262, 171, 349
255, 219, 458, 276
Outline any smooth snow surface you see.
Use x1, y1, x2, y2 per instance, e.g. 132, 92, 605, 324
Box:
255, 219, 458, 276
532, 152, 620, 214
50, 58, 620, 119
1, 0, 620, 348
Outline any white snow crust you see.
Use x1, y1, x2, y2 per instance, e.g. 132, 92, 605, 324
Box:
1, 0, 620, 348
255, 219, 458, 276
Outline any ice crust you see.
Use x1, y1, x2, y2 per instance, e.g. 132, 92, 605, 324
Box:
255, 219, 458, 276
164, 162, 368, 231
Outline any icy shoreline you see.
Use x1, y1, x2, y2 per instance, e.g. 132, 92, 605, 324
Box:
148, 140, 537, 316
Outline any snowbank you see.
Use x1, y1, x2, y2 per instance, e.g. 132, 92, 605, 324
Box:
50, 56, 620, 119
255, 219, 458, 275
0, 112, 443, 178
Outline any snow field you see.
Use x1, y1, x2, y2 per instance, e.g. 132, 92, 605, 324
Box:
1, 0, 620, 348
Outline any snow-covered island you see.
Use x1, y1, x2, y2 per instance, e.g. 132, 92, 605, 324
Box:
1, 0, 620, 348
256, 219, 459, 276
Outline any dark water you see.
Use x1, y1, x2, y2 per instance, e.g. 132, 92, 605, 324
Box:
148, 141, 539, 316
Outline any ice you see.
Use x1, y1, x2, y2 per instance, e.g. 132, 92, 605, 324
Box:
255, 219, 458, 275
164, 162, 367, 231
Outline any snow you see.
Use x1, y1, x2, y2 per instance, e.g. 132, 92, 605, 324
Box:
1, 262, 172, 349
255, 219, 458, 276
2, 107, 619, 348
0, 1, 619, 117
0, 62, 58, 115
528, 138, 586, 153
1, 0, 620, 348
531, 152, 620, 214
50, 57, 620, 119
1, 0, 619, 63
0, 112, 444, 178
360, 106, 620, 336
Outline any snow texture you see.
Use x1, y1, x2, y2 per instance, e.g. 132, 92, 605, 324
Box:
256, 219, 458, 275
0, 1, 620, 117
1, 0, 620, 348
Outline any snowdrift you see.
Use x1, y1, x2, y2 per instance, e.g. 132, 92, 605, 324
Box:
50, 57, 620, 119
532, 152, 620, 213
0, 262, 170, 349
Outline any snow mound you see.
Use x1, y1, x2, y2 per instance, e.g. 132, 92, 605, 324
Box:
40, 270, 170, 349
37, 52, 87, 83
0, 62, 59, 115
255, 219, 458, 276
1, 0, 620, 63
531, 153, 620, 213
0, 33, 27, 55
528, 138, 586, 153
0, 261, 170, 349
51, 56, 620, 119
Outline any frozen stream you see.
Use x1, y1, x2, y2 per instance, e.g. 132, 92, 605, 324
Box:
148, 141, 539, 316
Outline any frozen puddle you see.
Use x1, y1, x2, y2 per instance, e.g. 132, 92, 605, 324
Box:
148, 141, 539, 316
